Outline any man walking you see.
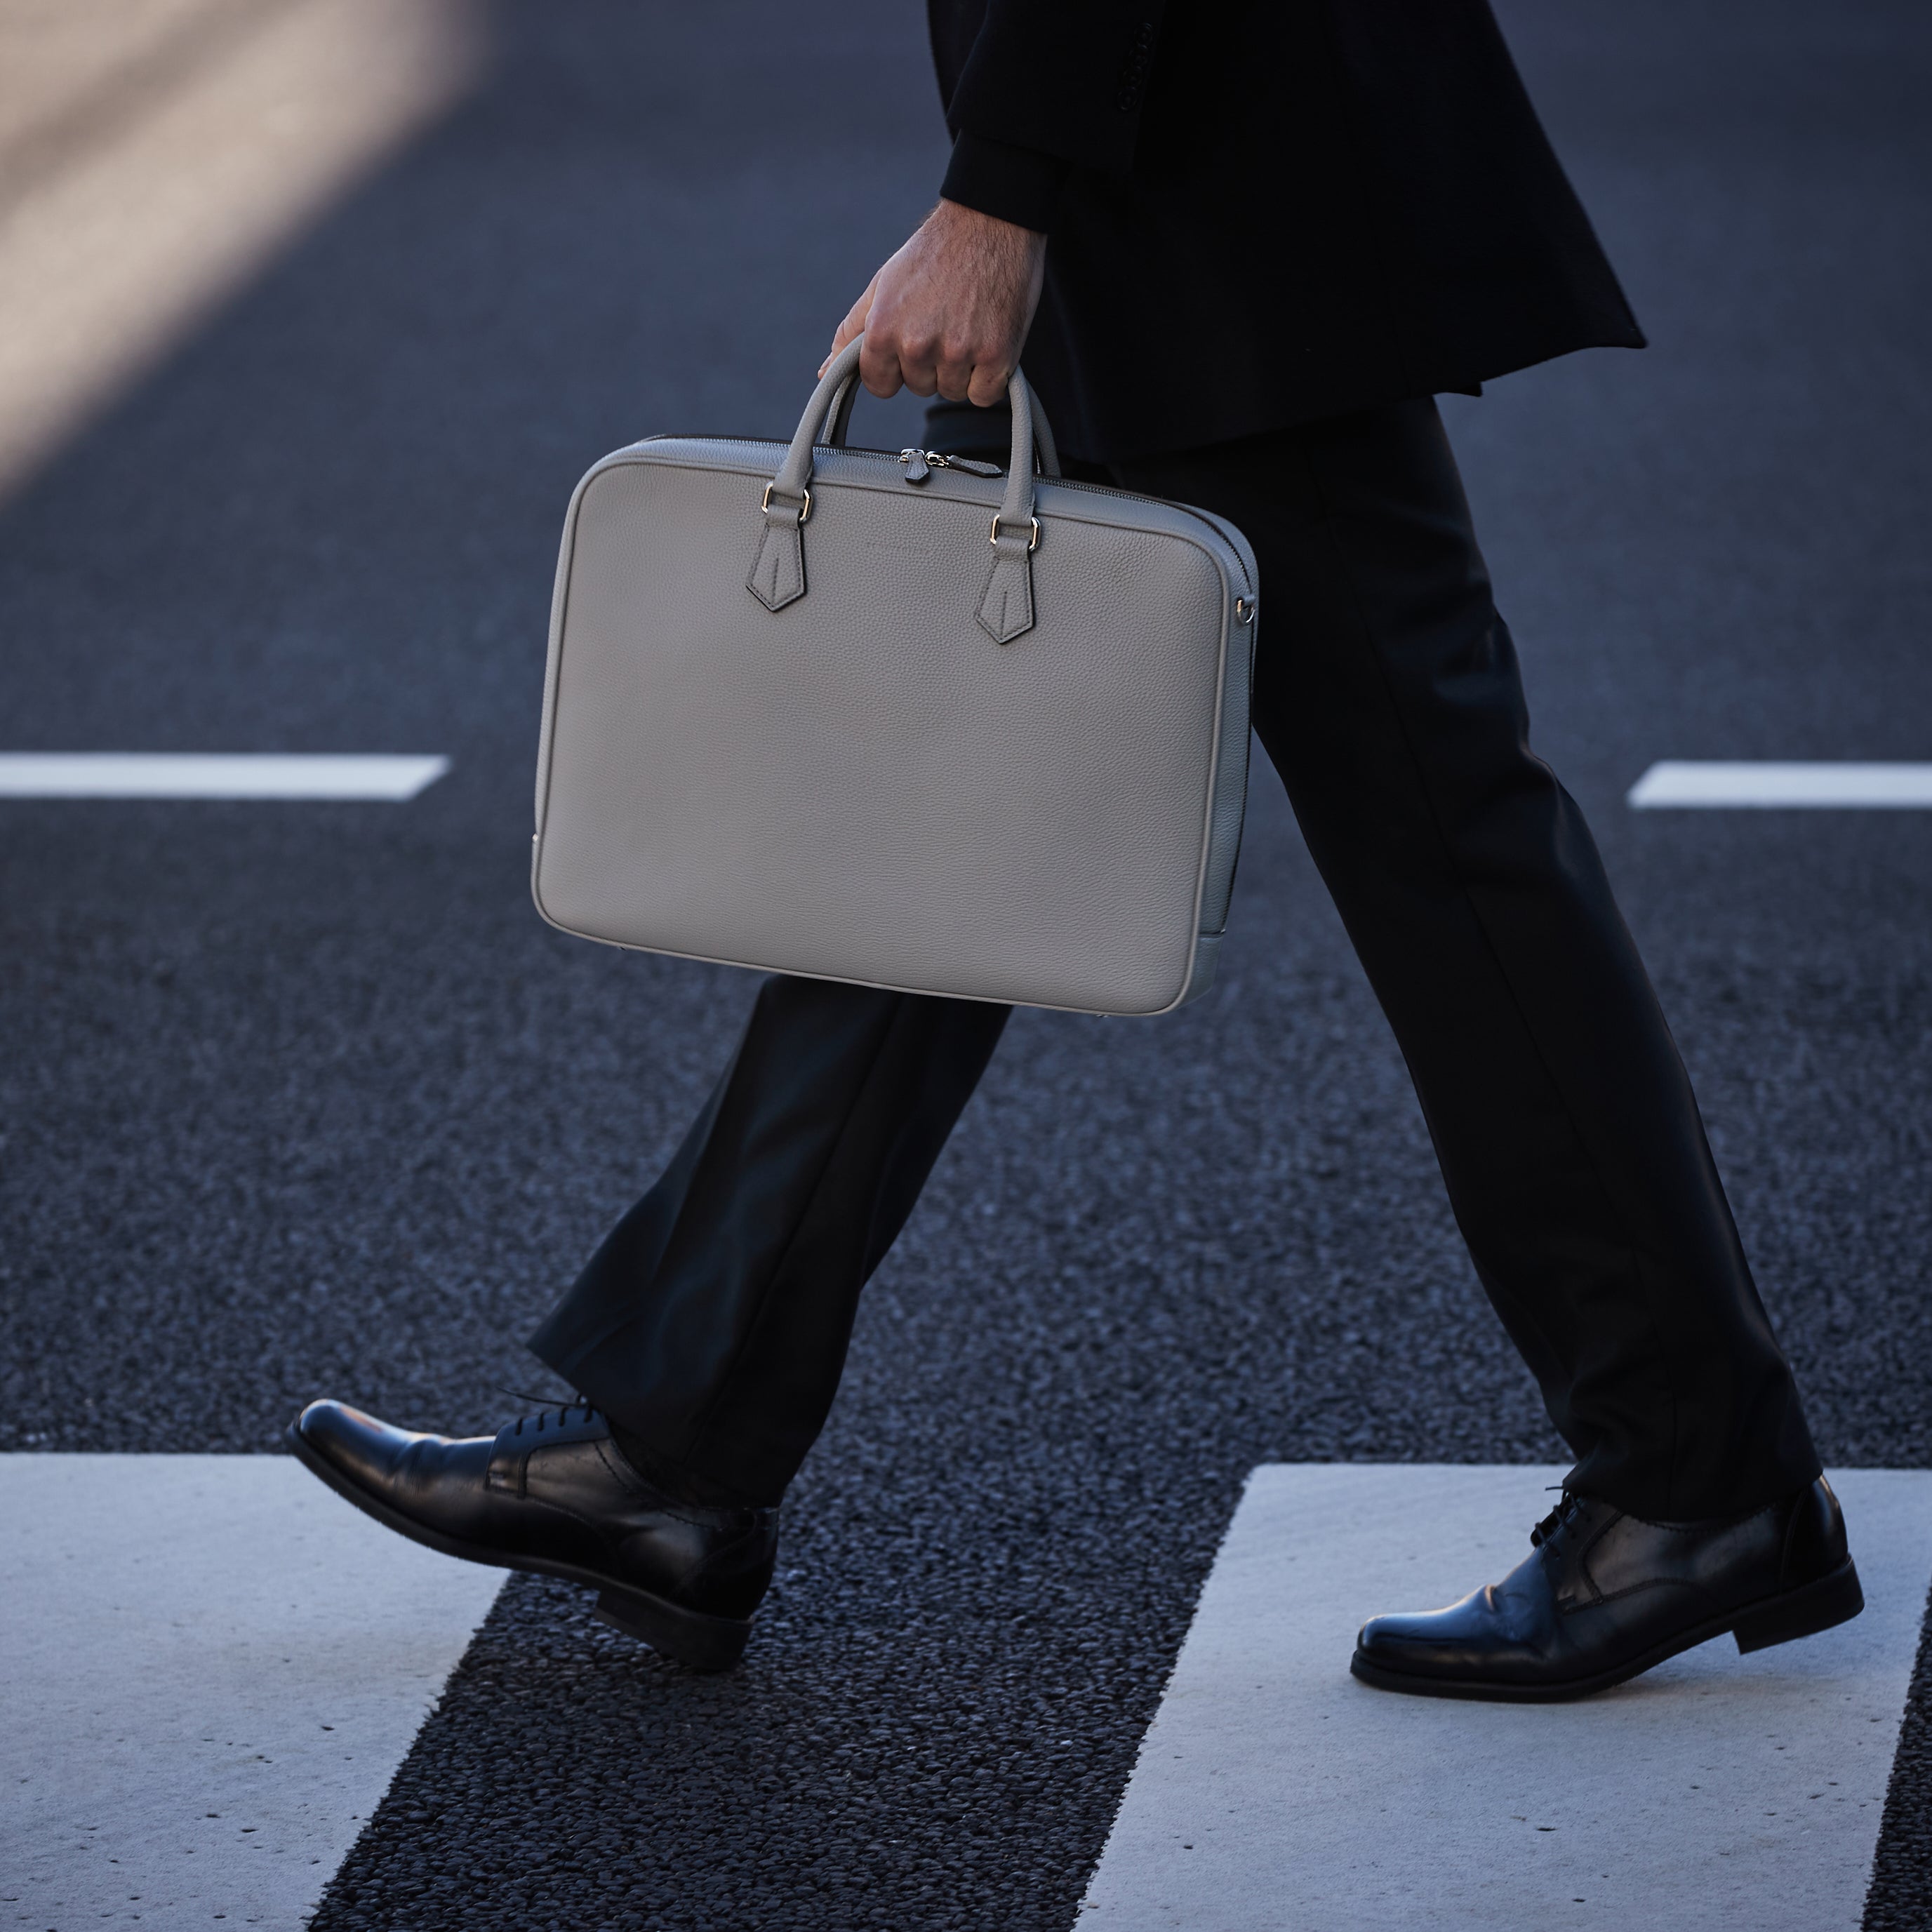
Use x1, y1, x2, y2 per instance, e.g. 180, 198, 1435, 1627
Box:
291, 0, 1860, 1697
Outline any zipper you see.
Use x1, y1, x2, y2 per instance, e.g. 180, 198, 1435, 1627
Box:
634, 434, 1252, 595
899, 448, 1002, 483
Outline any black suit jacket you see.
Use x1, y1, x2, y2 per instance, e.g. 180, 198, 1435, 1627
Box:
927, 0, 1644, 462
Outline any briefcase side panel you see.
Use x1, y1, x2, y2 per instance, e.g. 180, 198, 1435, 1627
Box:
532, 473, 577, 837
533, 444, 1251, 1017
1190, 507, 1260, 955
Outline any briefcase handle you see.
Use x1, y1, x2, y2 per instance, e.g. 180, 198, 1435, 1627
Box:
813, 354, 1062, 482
746, 335, 1058, 644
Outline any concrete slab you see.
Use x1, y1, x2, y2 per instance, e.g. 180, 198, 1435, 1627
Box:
0, 1453, 502, 1929
1078, 1466, 1932, 1931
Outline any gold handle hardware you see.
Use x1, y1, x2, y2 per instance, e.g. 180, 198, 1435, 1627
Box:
761, 482, 812, 524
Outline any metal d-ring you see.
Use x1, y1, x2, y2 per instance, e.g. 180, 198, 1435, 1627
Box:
990, 512, 1040, 553
761, 482, 812, 525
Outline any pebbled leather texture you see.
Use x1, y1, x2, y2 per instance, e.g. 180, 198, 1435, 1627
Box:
1352, 1477, 1857, 1697
293, 1399, 778, 1622
977, 525, 1036, 644
745, 496, 806, 611
533, 349, 1258, 1018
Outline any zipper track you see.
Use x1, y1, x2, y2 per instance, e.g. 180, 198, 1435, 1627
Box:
631, 434, 1253, 596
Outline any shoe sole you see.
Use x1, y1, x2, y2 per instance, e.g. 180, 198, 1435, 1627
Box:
1348, 1556, 1865, 1703
284, 1423, 752, 1672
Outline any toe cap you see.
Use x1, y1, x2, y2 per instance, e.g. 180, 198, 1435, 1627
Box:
291, 1398, 425, 1487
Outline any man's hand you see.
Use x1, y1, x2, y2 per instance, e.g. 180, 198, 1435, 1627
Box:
822, 199, 1046, 407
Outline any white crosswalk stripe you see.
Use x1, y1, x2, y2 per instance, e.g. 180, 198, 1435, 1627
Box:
0, 754, 451, 799
1080, 1466, 1932, 1931
1627, 762, 1932, 808
1, 1455, 502, 1929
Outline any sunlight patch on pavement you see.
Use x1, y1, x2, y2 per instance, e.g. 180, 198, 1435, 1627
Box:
1, 1453, 503, 1929
0, 752, 451, 798
1079, 1466, 1932, 1931
1629, 762, 1932, 808
0, 0, 488, 502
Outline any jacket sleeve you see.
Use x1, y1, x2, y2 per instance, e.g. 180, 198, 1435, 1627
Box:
938, 2, 1166, 234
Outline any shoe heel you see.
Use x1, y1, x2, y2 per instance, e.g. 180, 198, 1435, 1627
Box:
594, 1587, 751, 1672
1733, 1558, 1865, 1655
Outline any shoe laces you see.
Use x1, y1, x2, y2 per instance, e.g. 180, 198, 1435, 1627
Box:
496, 1387, 600, 1437
1530, 1488, 1586, 1550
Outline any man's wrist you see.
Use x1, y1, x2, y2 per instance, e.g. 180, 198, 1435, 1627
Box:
939, 131, 1069, 236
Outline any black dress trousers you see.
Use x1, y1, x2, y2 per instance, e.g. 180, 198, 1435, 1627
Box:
531, 398, 1821, 1521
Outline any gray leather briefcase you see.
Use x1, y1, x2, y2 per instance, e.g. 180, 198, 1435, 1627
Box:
531, 338, 1258, 1016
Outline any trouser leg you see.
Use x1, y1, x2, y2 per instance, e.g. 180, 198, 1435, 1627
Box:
529, 975, 1008, 1502
1115, 400, 1818, 1519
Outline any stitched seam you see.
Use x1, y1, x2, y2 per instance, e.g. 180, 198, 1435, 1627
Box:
1578, 1502, 1780, 1597
587, 1437, 763, 1531
1573, 1513, 1613, 1601
681, 1527, 766, 1601
495, 1486, 601, 1535
1623, 1503, 1778, 1535
484, 1441, 528, 1498
1295, 429, 1687, 1511
582, 448, 1248, 590
1778, 1498, 1804, 1590
518, 1444, 762, 1538
1559, 1579, 1727, 1615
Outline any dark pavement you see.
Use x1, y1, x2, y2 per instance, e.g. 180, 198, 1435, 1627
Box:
2, 3, 1929, 1926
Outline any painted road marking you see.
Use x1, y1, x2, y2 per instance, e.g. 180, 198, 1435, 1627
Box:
1628, 761, 1932, 808
1079, 1465, 1932, 1931
1, 1453, 503, 1928
0, 752, 451, 799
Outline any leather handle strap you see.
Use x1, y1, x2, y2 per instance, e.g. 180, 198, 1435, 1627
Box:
813, 343, 1062, 481
1030, 399, 1062, 481
818, 373, 862, 451
978, 371, 1039, 643
749, 335, 1053, 639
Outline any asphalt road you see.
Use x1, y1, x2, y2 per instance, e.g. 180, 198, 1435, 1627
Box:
2, 3, 1929, 1927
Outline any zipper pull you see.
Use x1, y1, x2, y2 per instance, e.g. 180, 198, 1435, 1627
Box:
902, 448, 1002, 484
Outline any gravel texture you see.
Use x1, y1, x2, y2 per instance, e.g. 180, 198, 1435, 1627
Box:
2, 3, 1929, 1928
1869, 1615, 1932, 1929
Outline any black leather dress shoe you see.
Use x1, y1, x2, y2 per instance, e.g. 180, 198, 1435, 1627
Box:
1351, 1476, 1862, 1702
288, 1399, 777, 1670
